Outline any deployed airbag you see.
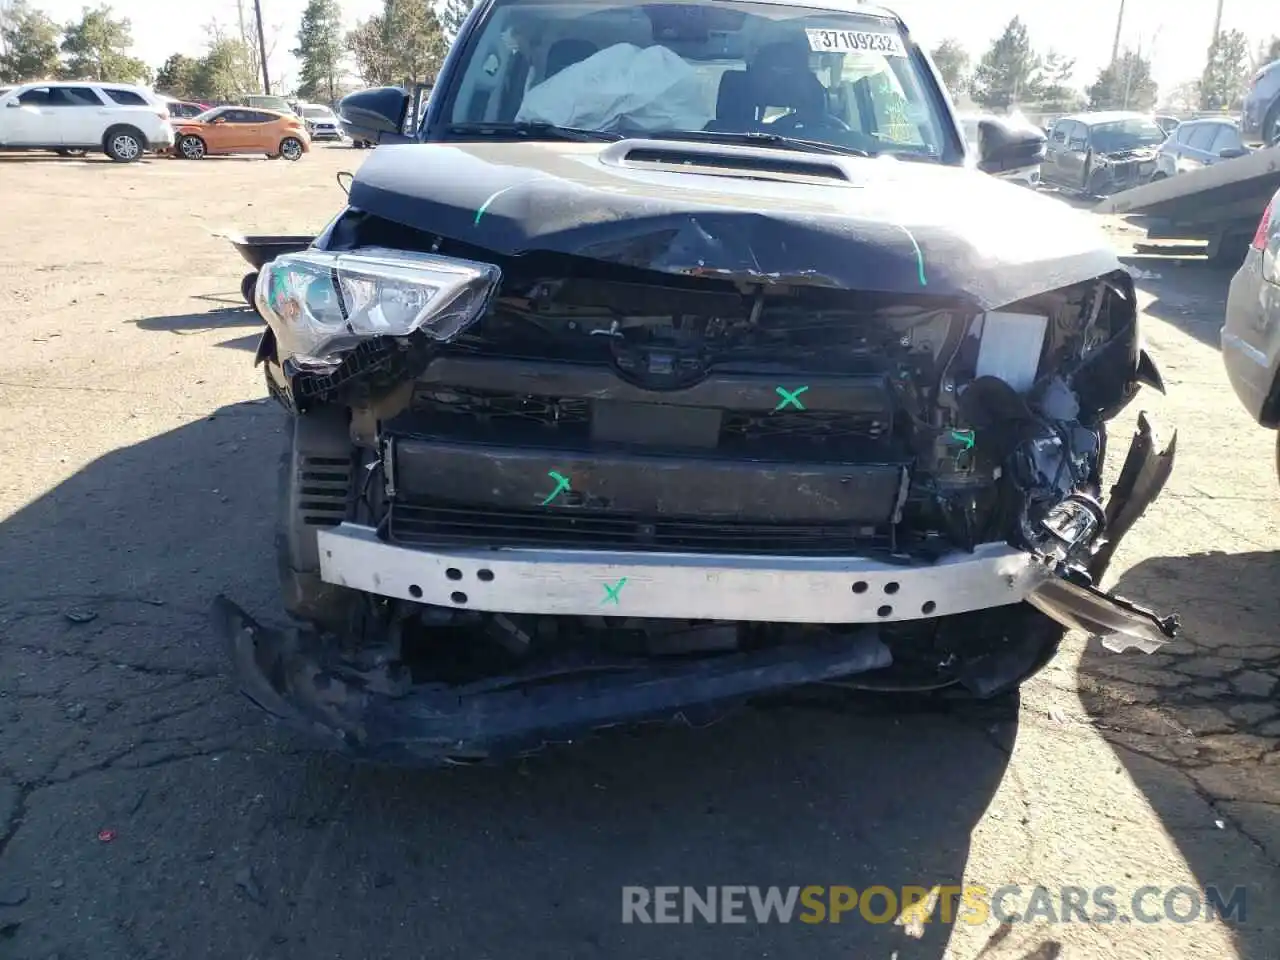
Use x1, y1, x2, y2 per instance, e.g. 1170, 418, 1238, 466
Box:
516, 42, 714, 132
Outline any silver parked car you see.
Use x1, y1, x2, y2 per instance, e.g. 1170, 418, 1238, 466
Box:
1042, 112, 1164, 195
1152, 117, 1250, 180
1221, 187, 1280, 475
1241, 59, 1280, 146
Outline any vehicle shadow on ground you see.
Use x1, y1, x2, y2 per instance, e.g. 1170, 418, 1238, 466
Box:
182, 156, 288, 163
1119, 255, 1236, 351
0, 401, 1018, 960
1078, 549, 1280, 957
0, 155, 162, 165
1040, 187, 1094, 209
134, 306, 263, 351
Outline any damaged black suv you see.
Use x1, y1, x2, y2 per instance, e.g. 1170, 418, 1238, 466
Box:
217, 0, 1179, 764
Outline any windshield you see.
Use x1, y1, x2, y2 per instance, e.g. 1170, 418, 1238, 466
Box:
193, 107, 222, 122
301, 105, 333, 119
439, 0, 950, 160
1090, 118, 1165, 152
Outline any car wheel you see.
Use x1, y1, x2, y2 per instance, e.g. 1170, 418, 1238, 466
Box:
241, 271, 260, 311
103, 126, 144, 163
279, 137, 304, 161
178, 135, 206, 160
1150, 171, 1168, 181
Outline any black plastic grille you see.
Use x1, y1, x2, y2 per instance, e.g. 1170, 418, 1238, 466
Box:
721, 410, 885, 443
414, 386, 590, 428
413, 386, 883, 446
386, 500, 883, 555
298, 455, 352, 526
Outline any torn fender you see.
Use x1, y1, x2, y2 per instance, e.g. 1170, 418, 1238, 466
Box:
1090, 411, 1178, 579
1024, 409, 1179, 654
1026, 575, 1179, 654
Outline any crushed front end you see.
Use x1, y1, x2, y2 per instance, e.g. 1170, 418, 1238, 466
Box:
224, 201, 1177, 764
1088, 146, 1160, 195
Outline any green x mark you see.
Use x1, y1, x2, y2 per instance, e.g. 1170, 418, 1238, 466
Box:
774, 385, 809, 411
540, 470, 571, 506
602, 577, 628, 605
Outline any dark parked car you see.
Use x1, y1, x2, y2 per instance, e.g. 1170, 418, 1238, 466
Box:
1152, 117, 1250, 180
1241, 59, 1280, 145
1043, 111, 1166, 195
1221, 188, 1280, 474
218, 0, 1177, 765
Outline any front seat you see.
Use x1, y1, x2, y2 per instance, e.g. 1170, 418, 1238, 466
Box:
545, 38, 599, 79
747, 40, 828, 121
704, 70, 756, 131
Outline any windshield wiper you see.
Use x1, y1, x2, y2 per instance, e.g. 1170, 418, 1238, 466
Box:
636, 129, 871, 158
446, 121, 622, 142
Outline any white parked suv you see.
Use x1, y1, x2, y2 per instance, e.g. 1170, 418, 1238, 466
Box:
0, 80, 175, 162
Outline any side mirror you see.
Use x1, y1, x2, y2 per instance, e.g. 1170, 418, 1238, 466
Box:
1218, 146, 1248, 159
339, 86, 413, 145
976, 117, 1047, 174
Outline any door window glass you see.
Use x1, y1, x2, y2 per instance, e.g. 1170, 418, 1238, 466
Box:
17, 87, 52, 105
104, 89, 149, 106
50, 87, 103, 106
1209, 124, 1241, 153
1186, 124, 1218, 151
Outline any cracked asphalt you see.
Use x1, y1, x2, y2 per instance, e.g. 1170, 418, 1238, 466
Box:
0, 149, 1277, 960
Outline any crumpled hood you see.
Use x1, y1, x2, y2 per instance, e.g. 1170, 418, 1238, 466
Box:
346, 139, 1121, 310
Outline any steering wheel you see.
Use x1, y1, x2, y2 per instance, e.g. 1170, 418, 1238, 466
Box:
766, 110, 852, 136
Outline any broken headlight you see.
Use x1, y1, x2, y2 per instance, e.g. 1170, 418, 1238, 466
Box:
256, 247, 501, 370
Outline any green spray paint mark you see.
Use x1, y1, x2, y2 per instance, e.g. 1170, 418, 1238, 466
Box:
474, 185, 520, 225
774, 386, 809, 411
894, 223, 928, 287
602, 577, 628, 605
540, 470, 571, 506
474, 177, 556, 225
950, 429, 976, 450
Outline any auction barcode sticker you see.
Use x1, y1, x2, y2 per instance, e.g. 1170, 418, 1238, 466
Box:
805, 28, 906, 57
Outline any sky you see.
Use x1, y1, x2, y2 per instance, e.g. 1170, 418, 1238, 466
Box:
24, 0, 1280, 96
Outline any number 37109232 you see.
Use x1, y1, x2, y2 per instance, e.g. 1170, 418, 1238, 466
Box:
805, 28, 906, 57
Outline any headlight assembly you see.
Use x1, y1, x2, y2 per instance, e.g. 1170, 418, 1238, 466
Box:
256, 247, 500, 370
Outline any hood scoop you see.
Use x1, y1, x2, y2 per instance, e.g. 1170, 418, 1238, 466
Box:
601, 138, 852, 185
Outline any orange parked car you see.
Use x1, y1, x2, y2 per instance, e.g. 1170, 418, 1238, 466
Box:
172, 106, 310, 161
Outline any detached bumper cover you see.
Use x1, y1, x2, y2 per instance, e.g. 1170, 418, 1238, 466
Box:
214, 595, 894, 763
